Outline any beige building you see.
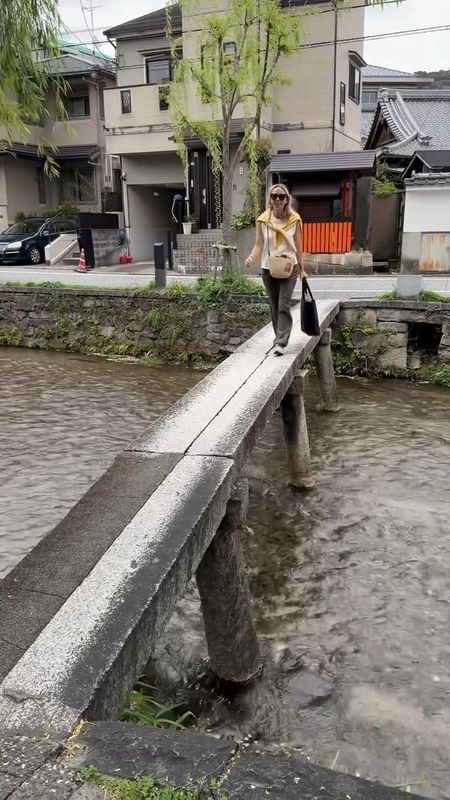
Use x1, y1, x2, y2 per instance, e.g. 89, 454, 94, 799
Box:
0, 42, 118, 228
104, 0, 368, 261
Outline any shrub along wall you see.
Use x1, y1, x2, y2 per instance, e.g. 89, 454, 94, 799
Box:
0, 284, 271, 364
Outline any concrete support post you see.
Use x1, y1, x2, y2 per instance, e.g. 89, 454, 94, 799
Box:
313, 328, 339, 412
196, 479, 261, 683
281, 369, 315, 490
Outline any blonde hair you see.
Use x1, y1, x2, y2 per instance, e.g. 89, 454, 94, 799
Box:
267, 183, 293, 219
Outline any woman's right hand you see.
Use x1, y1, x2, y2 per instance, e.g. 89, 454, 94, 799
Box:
245, 254, 254, 269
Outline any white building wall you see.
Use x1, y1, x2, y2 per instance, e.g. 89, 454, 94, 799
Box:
404, 185, 450, 233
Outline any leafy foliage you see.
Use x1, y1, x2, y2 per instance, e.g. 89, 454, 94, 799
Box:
0, 0, 67, 175
167, 0, 301, 257
78, 767, 204, 800
372, 160, 397, 197
121, 681, 196, 730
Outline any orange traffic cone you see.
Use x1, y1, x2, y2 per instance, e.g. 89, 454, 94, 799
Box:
75, 248, 88, 273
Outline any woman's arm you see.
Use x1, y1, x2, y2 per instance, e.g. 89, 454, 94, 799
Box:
245, 221, 264, 267
295, 220, 307, 279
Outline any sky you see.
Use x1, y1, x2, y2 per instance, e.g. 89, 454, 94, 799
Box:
58, 0, 450, 73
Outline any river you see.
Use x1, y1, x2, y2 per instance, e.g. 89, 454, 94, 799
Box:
0, 347, 449, 798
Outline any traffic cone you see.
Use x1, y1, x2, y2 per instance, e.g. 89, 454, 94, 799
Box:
75, 248, 88, 273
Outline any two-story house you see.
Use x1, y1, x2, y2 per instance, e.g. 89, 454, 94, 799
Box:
0, 42, 118, 228
104, 0, 373, 263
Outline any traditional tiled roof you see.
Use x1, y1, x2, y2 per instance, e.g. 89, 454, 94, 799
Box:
46, 42, 115, 77
405, 171, 450, 186
367, 89, 450, 156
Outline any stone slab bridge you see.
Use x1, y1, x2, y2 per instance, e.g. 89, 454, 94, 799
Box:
0, 301, 422, 799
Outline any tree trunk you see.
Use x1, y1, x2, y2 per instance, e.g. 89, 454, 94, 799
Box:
222, 127, 234, 271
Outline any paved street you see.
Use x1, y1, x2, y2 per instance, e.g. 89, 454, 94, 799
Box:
1, 264, 450, 300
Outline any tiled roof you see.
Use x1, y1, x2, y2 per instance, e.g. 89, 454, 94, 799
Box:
361, 110, 376, 139
104, 5, 181, 37
8, 143, 99, 160
269, 150, 376, 174
46, 53, 115, 77
369, 89, 450, 156
405, 171, 450, 186
362, 65, 415, 79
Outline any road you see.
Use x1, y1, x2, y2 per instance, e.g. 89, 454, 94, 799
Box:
1, 264, 449, 300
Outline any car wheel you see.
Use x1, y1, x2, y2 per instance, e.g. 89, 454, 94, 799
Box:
27, 246, 43, 265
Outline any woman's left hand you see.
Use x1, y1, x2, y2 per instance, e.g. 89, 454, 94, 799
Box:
299, 269, 308, 280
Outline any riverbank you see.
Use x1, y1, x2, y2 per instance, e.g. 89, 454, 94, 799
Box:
0, 280, 449, 386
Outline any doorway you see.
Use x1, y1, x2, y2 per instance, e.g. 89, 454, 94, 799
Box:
188, 149, 220, 229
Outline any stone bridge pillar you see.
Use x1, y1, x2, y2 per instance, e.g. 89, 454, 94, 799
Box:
281, 369, 315, 489
196, 479, 261, 683
314, 327, 339, 412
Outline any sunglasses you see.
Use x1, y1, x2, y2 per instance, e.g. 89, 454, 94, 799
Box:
270, 193, 288, 201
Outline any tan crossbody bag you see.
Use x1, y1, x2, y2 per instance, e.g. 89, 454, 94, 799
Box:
266, 222, 299, 279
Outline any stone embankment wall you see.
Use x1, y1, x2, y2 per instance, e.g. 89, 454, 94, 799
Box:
0, 287, 270, 361
337, 300, 450, 370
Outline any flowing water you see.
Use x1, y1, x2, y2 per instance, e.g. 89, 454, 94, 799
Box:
0, 348, 449, 797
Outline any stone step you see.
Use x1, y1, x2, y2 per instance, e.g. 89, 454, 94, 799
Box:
62, 257, 81, 266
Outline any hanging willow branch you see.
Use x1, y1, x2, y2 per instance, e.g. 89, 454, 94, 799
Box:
0, 0, 68, 175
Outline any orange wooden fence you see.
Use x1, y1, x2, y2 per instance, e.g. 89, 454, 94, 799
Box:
303, 221, 352, 254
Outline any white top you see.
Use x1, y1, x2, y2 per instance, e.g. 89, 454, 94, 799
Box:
261, 213, 298, 270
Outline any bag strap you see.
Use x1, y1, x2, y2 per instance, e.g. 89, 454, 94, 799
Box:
302, 277, 314, 300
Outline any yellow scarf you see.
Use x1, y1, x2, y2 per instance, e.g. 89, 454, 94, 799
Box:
257, 209, 301, 250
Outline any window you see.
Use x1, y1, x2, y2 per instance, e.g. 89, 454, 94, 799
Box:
36, 167, 46, 204
121, 89, 132, 114
362, 89, 378, 106
65, 95, 90, 118
146, 56, 171, 85
339, 82, 346, 126
223, 41, 236, 55
59, 167, 96, 203
349, 61, 361, 104
158, 85, 170, 111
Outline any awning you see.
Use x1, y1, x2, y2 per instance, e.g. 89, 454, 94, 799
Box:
4, 143, 99, 161
269, 150, 376, 175
290, 181, 341, 197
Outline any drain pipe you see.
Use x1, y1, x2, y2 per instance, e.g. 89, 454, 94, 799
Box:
331, 0, 338, 151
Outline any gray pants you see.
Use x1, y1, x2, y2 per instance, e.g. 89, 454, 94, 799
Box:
262, 270, 297, 347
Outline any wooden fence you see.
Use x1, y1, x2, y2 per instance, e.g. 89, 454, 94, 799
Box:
303, 221, 352, 254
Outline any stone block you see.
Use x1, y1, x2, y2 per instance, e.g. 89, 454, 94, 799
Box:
221, 750, 426, 800
78, 722, 236, 786
379, 346, 408, 370
0, 452, 182, 677
0, 735, 60, 780
0, 773, 19, 800
7, 760, 76, 799
377, 321, 408, 333
0, 455, 235, 736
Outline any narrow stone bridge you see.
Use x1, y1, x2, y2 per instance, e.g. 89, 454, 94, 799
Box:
0, 302, 424, 799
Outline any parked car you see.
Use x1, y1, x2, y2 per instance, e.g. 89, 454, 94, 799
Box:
0, 216, 77, 265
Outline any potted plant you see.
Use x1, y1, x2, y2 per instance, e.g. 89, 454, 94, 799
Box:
182, 220, 192, 235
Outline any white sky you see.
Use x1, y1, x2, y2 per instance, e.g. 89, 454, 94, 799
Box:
59, 0, 450, 73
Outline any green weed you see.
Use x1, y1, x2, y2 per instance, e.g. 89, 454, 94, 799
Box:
121, 681, 196, 730
78, 767, 204, 800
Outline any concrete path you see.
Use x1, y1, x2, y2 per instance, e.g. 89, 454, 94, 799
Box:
1, 264, 450, 299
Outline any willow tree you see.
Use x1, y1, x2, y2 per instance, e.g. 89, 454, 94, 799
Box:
0, 0, 66, 175
168, 0, 301, 265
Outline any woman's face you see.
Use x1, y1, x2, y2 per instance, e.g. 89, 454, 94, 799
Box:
270, 188, 289, 216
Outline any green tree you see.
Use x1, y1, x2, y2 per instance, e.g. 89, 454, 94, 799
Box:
0, 0, 66, 175
168, 0, 400, 268
168, 0, 301, 267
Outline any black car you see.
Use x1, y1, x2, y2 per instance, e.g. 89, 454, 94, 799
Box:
0, 216, 77, 265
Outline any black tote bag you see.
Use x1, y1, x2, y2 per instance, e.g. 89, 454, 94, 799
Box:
300, 278, 320, 336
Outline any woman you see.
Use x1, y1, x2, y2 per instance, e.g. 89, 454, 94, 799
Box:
245, 184, 307, 356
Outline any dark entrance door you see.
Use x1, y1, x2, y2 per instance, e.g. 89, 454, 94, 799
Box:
188, 149, 219, 229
